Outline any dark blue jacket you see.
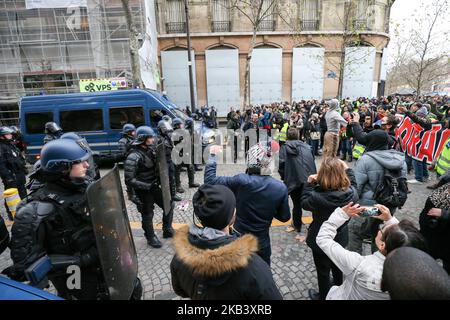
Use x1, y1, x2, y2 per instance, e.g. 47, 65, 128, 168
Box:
204, 156, 290, 247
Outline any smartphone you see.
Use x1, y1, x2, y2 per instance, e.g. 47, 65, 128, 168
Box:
360, 207, 380, 217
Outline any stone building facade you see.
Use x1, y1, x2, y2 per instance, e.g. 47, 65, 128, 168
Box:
156, 0, 394, 115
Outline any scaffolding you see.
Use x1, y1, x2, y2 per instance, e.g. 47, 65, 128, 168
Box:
0, 0, 145, 125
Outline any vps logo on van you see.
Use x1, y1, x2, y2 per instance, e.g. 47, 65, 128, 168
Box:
80, 78, 127, 93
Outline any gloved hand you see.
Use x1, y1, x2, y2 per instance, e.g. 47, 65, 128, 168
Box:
130, 194, 144, 212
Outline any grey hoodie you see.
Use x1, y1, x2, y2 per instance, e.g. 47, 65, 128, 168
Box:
325, 100, 347, 133
354, 150, 407, 201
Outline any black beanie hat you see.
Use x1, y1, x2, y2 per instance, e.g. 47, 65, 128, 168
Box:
193, 184, 236, 230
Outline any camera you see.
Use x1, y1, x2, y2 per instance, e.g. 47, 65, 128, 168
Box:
360, 207, 380, 217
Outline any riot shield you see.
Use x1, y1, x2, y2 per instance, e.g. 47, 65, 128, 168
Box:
86, 165, 138, 300
155, 142, 172, 215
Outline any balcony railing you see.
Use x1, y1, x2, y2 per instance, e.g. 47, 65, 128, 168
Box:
301, 20, 319, 31
165, 22, 186, 34
352, 19, 369, 30
212, 21, 231, 32
258, 20, 275, 31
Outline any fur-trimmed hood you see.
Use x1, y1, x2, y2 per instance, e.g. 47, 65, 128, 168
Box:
173, 225, 259, 279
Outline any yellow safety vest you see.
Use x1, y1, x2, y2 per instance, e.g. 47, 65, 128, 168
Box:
278, 123, 289, 142
352, 143, 366, 160
436, 137, 450, 176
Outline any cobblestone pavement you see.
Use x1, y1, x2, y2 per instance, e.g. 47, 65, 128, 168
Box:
0, 155, 433, 300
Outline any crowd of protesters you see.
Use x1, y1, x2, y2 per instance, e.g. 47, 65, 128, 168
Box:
170, 94, 450, 301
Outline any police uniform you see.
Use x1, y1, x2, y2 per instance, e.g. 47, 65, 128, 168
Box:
0, 128, 28, 218
172, 119, 199, 193
8, 139, 142, 300
116, 124, 136, 163
124, 126, 174, 248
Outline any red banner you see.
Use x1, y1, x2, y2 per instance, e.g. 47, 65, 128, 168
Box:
395, 116, 450, 164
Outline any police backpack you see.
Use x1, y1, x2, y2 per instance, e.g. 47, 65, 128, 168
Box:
373, 168, 408, 209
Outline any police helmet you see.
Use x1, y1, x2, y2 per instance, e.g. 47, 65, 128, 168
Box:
172, 117, 183, 128
133, 126, 156, 145
157, 120, 173, 135
60, 132, 82, 141
40, 139, 90, 173
0, 126, 14, 136
184, 117, 194, 129
61, 132, 91, 151
45, 122, 62, 134
162, 115, 172, 124
9, 126, 20, 134
122, 123, 136, 134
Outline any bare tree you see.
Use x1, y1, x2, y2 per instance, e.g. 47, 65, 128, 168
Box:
388, 0, 450, 96
228, 0, 281, 108
121, 0, 144, 88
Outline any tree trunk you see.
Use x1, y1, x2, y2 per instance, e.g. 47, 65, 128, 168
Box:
121, 0, 144, 88
243, 28, 258, 110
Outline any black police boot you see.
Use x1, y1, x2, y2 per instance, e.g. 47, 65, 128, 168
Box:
340, 154, 346, 161
147, 234, 162, 248
171, 182, 182, 201
348, 155, 353, 163
176, 186, 185, 193
194, 165, 203, 171
308, 289, 320, 300
188, 167, 200, 188
163, 227, 175, 238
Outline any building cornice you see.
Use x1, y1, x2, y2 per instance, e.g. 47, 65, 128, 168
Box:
158, 30, 391, 39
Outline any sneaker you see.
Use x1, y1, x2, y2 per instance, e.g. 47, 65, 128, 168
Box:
308, 289, 320, 300
407, 179, 423, 184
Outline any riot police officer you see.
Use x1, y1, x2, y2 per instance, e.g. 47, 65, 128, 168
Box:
157, 120, 182, 201
8, 139, 141, 299
117, 123, 136, 162
172, 118, 199, 193
124, 126, 175, 248
10, 125, 27, 154
43, 122, 63, 144
0, 126, 27, 219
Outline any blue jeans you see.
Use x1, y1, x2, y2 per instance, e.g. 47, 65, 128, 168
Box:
308, 139, 319, 155
340, 139, 352, 157
405, 153, 413, 173
413, 158, 429, 182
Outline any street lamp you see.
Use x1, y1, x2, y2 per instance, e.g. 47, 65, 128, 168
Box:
184, 0, 196, 114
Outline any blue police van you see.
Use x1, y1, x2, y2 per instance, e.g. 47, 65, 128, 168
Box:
19, 89, 214, 163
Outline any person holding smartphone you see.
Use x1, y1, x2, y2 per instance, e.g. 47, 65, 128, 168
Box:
316, 202, 427, 300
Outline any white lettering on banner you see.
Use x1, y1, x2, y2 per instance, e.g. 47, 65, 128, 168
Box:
395, 117, 450, 164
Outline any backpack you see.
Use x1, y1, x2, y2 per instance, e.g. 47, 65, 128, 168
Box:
373, 168, 408, 209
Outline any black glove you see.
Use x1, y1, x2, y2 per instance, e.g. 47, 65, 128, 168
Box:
130, 194, 144, 212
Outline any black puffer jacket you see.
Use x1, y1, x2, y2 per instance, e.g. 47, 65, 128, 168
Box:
170, 226, 282, 300
419, 183, 450, 262
124, 146, 159, 191
301, 169, 358, 252
278, 140, 317, 193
